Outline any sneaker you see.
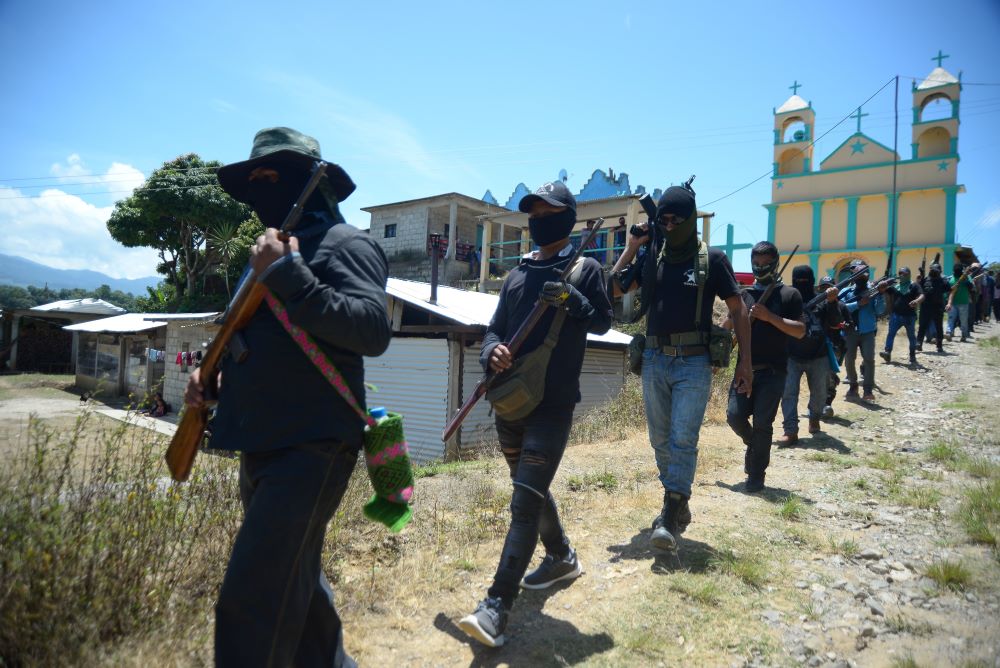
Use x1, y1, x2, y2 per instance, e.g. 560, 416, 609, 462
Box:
909, 353, 918, 366
845, 384, 859, 400
521, 548, 582, 590
745, 476, 765, 493
862, 392, 875, 402
822, 405, 834, 418
458, 597, 508, 648
879, 351, 891, 363
808, 418, 821, 434
946, 331, 953, 341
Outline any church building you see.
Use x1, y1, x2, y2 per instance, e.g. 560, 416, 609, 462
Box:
767, 52, 965, 278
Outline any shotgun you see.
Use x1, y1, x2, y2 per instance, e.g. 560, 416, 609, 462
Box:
441, 218, 606, 442
802, 266, 867, 312
164, 160, 328, 481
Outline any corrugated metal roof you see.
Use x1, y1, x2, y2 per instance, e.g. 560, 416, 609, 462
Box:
63, 313, 167, 333
30, 298, 125, 316
386, 278, 630, 346
145, 312, 219, 321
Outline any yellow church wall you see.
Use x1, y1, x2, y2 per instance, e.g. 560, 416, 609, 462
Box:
818, 252, 848, 278
772, 159, 957, 205
856, 196, 889, 248
820, 199, 847, 250
774, 203, 812, 249
821, 138, 896, 171
897, 191, 946, 246
895, 247, 942, 274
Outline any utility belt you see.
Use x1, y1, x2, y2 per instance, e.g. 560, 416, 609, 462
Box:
645, 332, 708, 349
629, 329, 728, 375
751, 363, 783, 373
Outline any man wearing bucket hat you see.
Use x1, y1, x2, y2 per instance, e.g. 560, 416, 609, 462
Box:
185, 127, 391, 668
457, 180, 613, 648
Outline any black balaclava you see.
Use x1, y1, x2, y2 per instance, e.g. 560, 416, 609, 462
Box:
791, 265, 816, 302
528, 209, 576, 247
655, 184, 698, 263
853, 264, 869, 289
246, 164, 334, 228
929, 263, 942, 278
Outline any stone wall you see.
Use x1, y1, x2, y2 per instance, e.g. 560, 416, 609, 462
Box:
369, 204, 429, 257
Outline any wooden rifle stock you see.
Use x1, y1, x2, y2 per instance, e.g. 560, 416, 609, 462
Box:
164, 161, 328, 481
441, 218, 606, 442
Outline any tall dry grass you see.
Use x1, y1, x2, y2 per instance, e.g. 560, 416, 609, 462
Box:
0, 409, 242, 666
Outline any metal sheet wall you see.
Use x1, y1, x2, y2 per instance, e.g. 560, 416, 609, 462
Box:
459, 344, 627, 450
365, 337, 450, 464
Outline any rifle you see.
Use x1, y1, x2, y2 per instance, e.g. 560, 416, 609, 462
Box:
918, 247, 928, 281
164, 161, 329, 482
803, 266, 867, 311
747, 244, 799, 322
441, 218, 606, 442
628, 175, 696, 238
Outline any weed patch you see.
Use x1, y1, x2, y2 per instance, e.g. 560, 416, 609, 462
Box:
777, 494, 808, 521
925, 559, 971, 591
959, 479, 1000, 548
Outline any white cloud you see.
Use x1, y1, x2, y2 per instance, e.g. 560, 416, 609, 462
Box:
0, 157, 160, 280
977, 204, 1000, 229
259, 71, 479, 184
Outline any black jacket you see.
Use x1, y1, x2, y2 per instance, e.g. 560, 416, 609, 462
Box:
210, 212, 391, 453
481, 247, 613, 409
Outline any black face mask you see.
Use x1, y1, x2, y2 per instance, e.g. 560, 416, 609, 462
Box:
929, 269, 941, 278
528, 209, 576, 247
855, 276, 868, 289
246, 170, 326, 227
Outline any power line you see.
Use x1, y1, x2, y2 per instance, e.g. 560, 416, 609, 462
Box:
699, 76, 897, 207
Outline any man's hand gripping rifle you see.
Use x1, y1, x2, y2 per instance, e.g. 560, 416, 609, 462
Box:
164, 161, 328, 482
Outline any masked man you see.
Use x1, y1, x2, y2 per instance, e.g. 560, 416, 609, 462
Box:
609, 183, 752, 551
725, 243, 805, 491
819, 275, 851, 417
839, 260, 887, 402
185, 127, 391, 668
945, 263, 973, 342
458, 180, 613, 648
917, 262, 948, 354
779, 266, 841, 444
880, 266, 923, 365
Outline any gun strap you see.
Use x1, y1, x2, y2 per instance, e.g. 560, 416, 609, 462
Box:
263, 289, 376, 429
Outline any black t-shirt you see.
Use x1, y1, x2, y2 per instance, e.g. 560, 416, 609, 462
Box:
481, 248, 613, 408
641, 246, 740, 336
890, 281, 923, 317
739, 283, 803, 368
920, 276, 948, 308
788, 299, 841, 361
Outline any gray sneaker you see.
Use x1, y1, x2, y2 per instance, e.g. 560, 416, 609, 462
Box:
458, 596, 508, 648
521, 548, 582, 589
822, 405, 834, 418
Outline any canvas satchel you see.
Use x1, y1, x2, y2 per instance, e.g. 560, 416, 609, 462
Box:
485, 308, 568, 421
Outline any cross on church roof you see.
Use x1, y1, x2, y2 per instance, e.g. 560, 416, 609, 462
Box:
789, 80, 802, 95
850, 106, 869, 133
932, 49, 950, 68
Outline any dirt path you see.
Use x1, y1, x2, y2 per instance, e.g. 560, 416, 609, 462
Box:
334, 323, 1000, 667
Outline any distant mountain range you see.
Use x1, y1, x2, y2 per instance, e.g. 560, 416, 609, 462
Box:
0, 253, 160, 295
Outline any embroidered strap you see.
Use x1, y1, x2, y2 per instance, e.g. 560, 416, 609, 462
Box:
263, 289, 376, 428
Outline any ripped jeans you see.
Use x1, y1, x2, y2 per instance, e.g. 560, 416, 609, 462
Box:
487, 405, 574, 608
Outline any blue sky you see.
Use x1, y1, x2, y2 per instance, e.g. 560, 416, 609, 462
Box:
1, 0, 998, 278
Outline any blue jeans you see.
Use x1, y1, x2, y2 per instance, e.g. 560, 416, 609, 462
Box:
885, 313, 917, 354
947, 304, 970, 338
641, 350, 712, 498
727, 368, 786, 480
488, 405, 574, 608
781, 356, 829, 435
844, 330, 876, 393
215, 441, 359, 668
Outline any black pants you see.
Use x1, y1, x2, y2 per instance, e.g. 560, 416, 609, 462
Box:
487, 405, 574, 608
918, 304, 944, 349
215, 441, 358, 668
727, 368, 786, 480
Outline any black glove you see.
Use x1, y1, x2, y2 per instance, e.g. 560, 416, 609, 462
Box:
540, 281, 594, 319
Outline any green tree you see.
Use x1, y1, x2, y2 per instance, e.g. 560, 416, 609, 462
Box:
0, 285, 35, 310
106, 154, 251, 300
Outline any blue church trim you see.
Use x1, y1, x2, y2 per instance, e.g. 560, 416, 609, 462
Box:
485, 169, 664, 211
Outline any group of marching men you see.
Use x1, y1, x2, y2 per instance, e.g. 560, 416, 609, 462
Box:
189, 126, 997, 663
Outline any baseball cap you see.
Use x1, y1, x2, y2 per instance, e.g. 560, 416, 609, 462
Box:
518, 180, 577, 213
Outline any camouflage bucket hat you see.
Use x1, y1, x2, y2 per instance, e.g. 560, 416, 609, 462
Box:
217, 126, 356, 204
